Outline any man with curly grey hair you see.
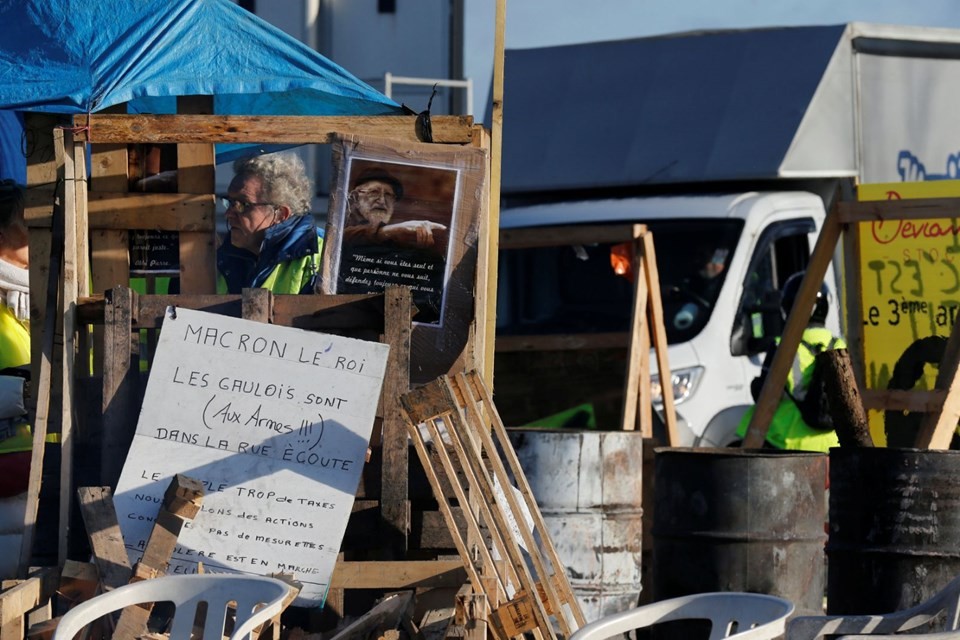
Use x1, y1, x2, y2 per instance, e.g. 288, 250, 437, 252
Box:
216, 152, 324, 294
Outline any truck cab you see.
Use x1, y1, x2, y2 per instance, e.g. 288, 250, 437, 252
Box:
494, 191, 842, 446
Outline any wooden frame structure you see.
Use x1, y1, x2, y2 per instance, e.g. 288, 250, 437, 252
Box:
496, 223, 679, 440
17, 112, 494, 627
742, 195, 960, 450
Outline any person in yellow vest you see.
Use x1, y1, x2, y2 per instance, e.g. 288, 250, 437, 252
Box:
0, 181, 31, 497
735, 271, 845, 452
216, 153, 323, 294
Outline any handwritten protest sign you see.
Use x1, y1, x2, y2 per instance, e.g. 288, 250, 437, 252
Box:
114, 307, 389, 606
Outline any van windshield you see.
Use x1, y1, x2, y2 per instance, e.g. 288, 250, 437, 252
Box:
497, 219, 744, 344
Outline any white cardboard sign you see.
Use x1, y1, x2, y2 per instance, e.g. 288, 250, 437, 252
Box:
114, 307, 390, 606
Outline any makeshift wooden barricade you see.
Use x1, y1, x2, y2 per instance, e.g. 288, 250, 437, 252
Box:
742, 193, 960, 449
400, 370, 588, 640
495, 223, 678, 440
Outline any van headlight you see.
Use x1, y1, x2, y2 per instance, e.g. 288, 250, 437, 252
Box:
651, 367, 704, 407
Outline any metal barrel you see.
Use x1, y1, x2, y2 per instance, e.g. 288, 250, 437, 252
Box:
652, 448, 827, 616
507, 429, 644, 622
827, 447, 960, 614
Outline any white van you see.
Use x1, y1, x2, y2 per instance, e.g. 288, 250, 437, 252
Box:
494, 191, 842, 447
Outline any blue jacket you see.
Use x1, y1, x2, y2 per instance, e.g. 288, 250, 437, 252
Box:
216, 214, 324, 295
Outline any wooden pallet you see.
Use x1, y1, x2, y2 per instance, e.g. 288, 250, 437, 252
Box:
400, 371, 587, 640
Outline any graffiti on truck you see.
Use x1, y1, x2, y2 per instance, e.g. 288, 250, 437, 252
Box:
898, 150, 960, 181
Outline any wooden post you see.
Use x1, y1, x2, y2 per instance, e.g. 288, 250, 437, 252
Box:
642, 231, 679, 444
175, 96, 217, 294
18, 124, 65, 578
621, 228, 649, 432
483, 0, 506, 388
101, 286, 138, 487
380, 287, 413, 555
77, 486, 133, 590
914, 308, 960, 449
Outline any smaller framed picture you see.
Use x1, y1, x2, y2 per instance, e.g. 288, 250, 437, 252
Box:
322, 135, 487, 382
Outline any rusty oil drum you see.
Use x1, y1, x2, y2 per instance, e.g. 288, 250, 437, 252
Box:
507, 428, 644, 623
827, 447, 960, 614
652, 448, 827, 615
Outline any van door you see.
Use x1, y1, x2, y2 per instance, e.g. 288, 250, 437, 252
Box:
698, 218, 816, 446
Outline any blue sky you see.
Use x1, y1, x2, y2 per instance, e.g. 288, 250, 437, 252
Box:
464, 0, 960, 121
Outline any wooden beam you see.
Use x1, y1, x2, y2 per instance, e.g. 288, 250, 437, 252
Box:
861, 389, 945, 412
495, 332, 630, 352
837, 197, 960, 223
77, 486, 133, 590
86, 192, 215, 230
500, 224, 639, 249
642, 230, 679, 443
915, 307, 960, 449
380, 287, 413, 555
328, 561, 466, 590
0, 568, 58, 629
19, 126, 65, 578
176, 96, 217, 295
75, 114, 475, 145
621, 231, 649, 432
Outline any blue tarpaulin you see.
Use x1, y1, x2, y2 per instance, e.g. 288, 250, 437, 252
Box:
0, 0, 404, 179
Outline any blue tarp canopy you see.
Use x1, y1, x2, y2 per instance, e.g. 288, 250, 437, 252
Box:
0, 0, 403, 179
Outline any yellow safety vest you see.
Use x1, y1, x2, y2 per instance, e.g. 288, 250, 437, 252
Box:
737, 327, 846, 452
0, 304, 31, 454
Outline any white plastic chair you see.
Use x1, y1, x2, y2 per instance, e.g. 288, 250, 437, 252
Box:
568, 592, 795, 640
53, 574, 294, 640
787, 575, 960, 640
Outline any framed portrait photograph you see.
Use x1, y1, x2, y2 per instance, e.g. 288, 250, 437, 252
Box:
322, 135, 487, 383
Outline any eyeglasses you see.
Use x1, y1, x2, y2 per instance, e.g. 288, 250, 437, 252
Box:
352, 186, 397, 203
217, 195, 274, 214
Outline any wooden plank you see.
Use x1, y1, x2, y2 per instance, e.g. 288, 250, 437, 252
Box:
328, 561, 466, 590
642, 231, 679, 444
841, 209, 867, 393
743, 205, 843, 448
19, 128, 65, 578
915, 306, 960, 449
242, 288, 273, 324
0, 568, 58, 629
472, 126, 495, 389
58, 135, 82, 566
495, 332, 630, 352
620, 232, 649, 432
90, 142, 130, 375
380, 287, 413, 555
101, 287, 138, 487
77, 486, 133, 590
87, 192, 215, 230
637, 305, 653, 436
113, 476, 204, 640
176, 97, 217, 295
499, 224, 639, 250
837, 197, 960, 223
861, 389, 945, 412
76, 114, 475, 145
58, 561, 99, 615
